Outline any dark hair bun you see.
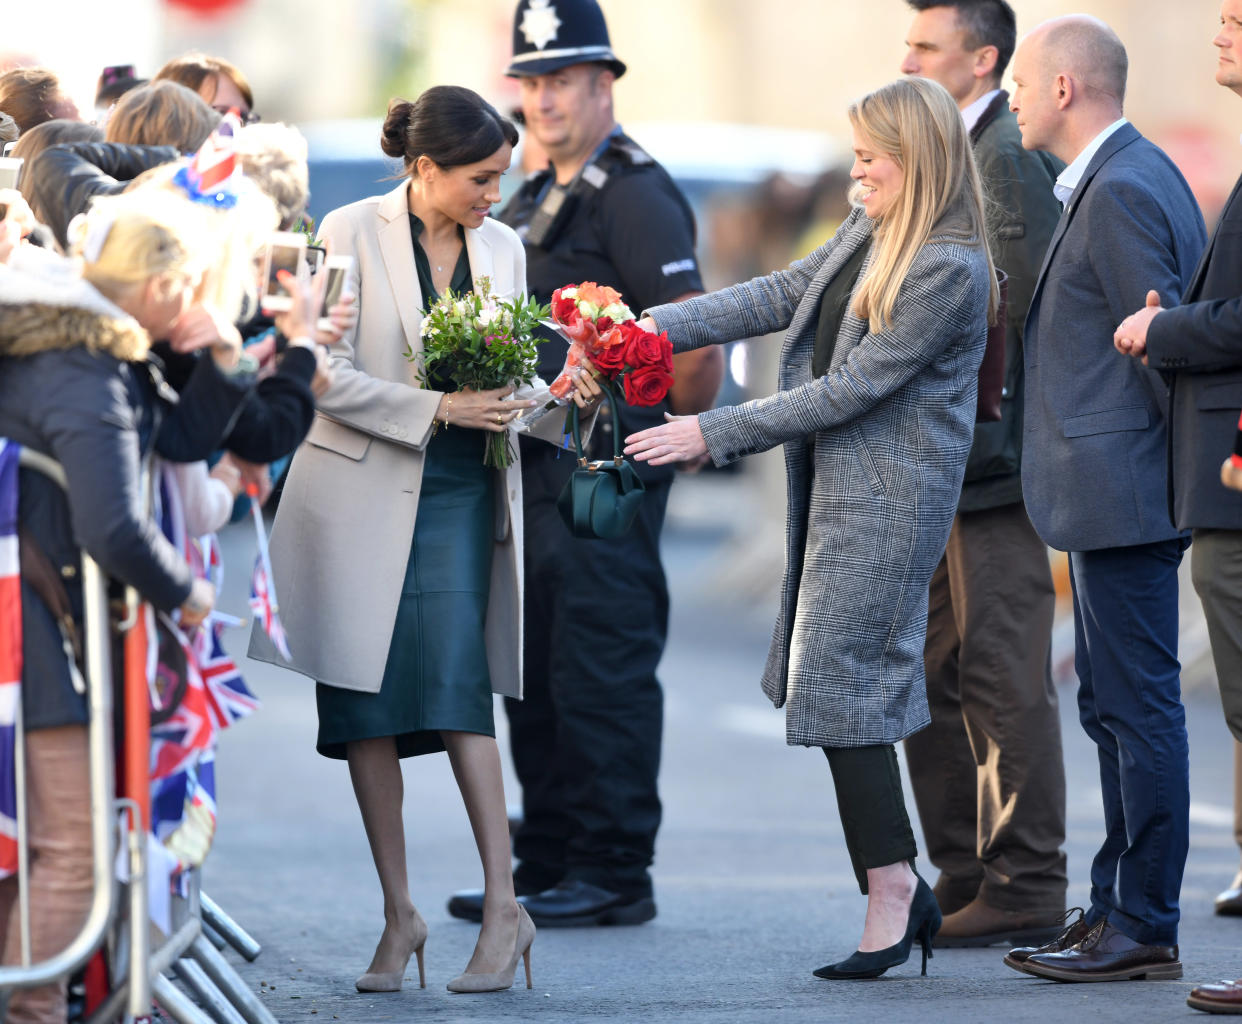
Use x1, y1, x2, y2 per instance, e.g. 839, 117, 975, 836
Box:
380, 98, 414, 159
379, 86, 518, 172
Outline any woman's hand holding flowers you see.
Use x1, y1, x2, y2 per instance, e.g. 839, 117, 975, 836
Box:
436, 386, 538, 433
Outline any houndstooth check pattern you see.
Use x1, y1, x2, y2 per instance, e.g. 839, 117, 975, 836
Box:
648, 207, 989, 747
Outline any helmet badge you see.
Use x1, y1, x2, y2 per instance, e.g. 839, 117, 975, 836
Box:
520, 0, 562, 51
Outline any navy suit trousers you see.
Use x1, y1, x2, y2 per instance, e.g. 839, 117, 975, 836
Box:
1068, 538, 1190, 946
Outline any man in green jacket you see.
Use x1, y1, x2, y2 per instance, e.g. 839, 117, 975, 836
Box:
900, 0, 1069, 947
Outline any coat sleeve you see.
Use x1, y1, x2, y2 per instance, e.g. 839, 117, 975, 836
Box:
168, 461, 234, 537
50, 368, 194, 611
1145, 294, 1242, 373
220, 345, 317, 462
29, 142, 180, 249
1085, 177, 1202, 328
311, 206, 442, 449
645, 207, 868, 354
154, 355, 253, 462
697, 247, 983, 466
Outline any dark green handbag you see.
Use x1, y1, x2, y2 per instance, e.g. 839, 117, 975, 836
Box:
556, 390, 646, 539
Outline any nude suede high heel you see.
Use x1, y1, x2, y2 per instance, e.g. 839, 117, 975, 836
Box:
355, 912, 427, 992
446, 905, 535, 993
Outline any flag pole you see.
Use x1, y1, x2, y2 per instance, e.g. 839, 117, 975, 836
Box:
246, 485, 280, 616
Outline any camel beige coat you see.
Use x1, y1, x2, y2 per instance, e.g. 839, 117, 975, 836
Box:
249, 181, 575, 697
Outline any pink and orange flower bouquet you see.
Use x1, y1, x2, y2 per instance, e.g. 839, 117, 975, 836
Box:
544, 282, 675, 407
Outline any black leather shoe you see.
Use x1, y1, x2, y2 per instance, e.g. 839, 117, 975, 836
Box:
1019, 918, 1182, 982
1216, 872, 1242, 916
1004, 907, 1090, 968
520, 880, 656, 927
447, 877, 545, 923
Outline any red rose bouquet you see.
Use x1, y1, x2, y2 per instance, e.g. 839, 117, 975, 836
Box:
545, 282, 675, 407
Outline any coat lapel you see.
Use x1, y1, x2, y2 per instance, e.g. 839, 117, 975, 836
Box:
375, 181, 425, 364
1185, 171, 1242, 301
829, 249, 876, 373
779, 214, 874, 391
464, 223, 495, 295
1030, 124, 1142, 310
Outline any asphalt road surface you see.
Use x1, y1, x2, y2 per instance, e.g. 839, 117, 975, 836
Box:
195, 476, 1241, 1024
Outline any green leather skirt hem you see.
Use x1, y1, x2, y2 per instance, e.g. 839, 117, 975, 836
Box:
316, 427, 496, 759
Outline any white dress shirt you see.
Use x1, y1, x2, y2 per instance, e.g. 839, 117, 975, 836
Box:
960, 89, 1002, 133
1053, 118, 1129, 206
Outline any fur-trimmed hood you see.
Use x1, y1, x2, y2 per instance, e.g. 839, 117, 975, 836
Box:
0, 246, 149, 361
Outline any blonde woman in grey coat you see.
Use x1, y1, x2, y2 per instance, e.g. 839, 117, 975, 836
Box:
626, 77, 996, 980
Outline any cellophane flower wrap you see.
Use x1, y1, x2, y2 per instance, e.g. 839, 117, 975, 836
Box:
408, 276, 549, 468
547, 282, 675, 407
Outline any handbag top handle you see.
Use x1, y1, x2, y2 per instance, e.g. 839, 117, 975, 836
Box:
565, 381, 624, 468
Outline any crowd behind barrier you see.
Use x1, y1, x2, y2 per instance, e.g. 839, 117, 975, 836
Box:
4, 0, 1242, 1019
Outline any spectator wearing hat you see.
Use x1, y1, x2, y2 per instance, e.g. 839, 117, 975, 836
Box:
447, 0, 723, 928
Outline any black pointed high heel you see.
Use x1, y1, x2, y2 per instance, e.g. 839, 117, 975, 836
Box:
813, 875, 942, 980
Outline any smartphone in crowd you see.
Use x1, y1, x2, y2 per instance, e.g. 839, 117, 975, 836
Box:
0, 157, 24, 220
306, 245, 325, 276
0, 156, 24, 191
259, 231, 306, 313
317, 255, 354, 332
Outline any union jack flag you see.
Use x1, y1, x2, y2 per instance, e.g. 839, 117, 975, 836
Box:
249, 552, 290, 661
152, 749, 217, 871
0, 440, 21, 880
196, 624, 259, 729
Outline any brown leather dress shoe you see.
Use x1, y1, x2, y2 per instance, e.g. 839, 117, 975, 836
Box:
1019, 919, 1182, 982
1216, 872, 1242, 916
932, 874, 981, 918
934, 896, 1067, 949
1004, 908, 1091, 968
1189, 979, 1242, 1014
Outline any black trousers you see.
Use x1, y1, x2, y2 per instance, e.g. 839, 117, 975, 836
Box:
824, 744, 919, 894
505, 439, 671, 900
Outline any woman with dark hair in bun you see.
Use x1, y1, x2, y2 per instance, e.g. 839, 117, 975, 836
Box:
251, 85, 598, 996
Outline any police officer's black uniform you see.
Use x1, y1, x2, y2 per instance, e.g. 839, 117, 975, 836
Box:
498, 0, 704, 923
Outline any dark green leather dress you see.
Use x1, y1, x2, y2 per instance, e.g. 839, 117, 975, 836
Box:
316, 216, 496, 759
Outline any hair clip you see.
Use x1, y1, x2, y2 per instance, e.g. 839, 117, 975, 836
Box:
76, 207, 119, 264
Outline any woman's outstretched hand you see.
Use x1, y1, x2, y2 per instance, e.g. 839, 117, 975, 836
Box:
437, 386, 538, 433
624, 413, 708, 466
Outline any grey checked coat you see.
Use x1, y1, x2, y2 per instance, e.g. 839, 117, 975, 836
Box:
648, 206, 989, 748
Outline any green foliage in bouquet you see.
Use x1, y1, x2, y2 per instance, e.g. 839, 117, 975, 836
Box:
407, 277, 550, 468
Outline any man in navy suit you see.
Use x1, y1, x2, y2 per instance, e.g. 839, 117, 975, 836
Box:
1006, 15, 1206, 983
1114, 0, 1242, 932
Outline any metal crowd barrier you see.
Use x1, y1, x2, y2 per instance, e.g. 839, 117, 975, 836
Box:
0, 450, 277, 1024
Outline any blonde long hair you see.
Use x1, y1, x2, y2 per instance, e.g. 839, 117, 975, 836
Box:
848, 77, 998, 333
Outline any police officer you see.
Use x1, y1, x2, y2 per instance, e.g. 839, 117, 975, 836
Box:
448, 0, 722, 927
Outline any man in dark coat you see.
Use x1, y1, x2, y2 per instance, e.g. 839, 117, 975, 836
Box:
1010, 15, 1205, 982
899, 0, 1068, 947
1113, 3, 1242, 1009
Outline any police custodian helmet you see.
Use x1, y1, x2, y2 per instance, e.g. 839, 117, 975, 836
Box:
505, 0, 627, 79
